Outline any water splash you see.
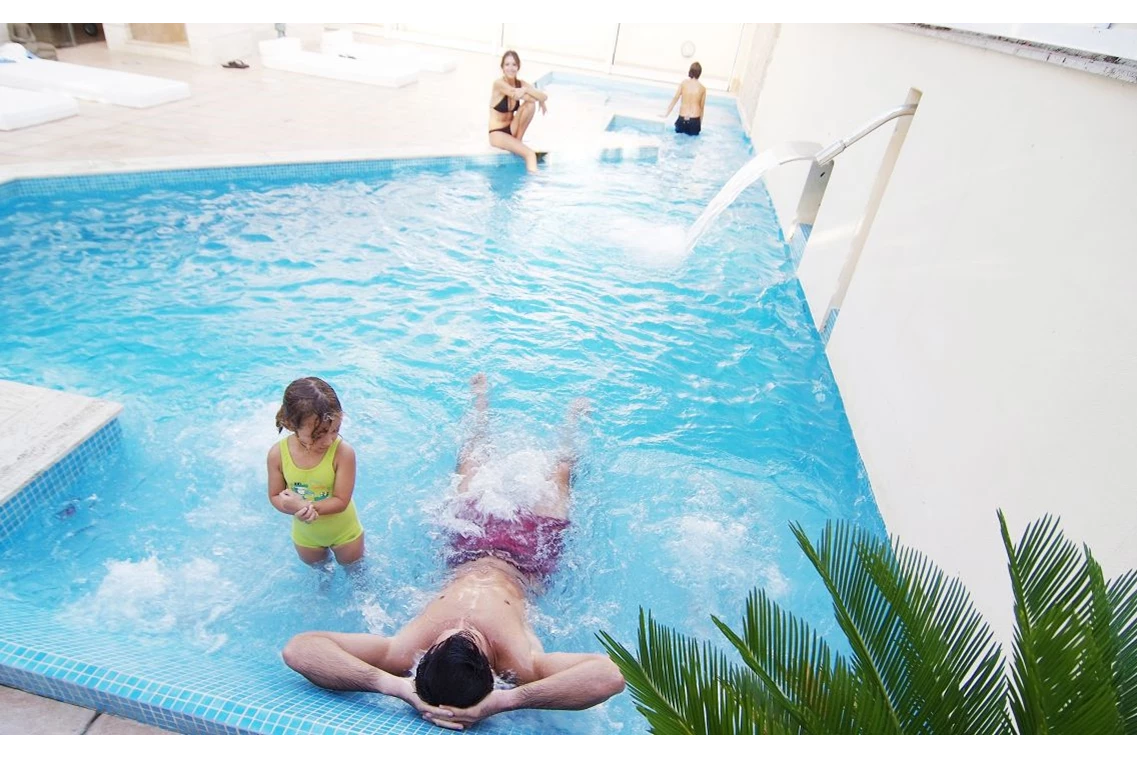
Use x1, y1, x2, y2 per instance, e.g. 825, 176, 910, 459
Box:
685, 142, 822, 253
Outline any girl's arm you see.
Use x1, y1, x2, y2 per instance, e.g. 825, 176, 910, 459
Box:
519, 81, 548, 103
493, 78, 525, 100
311, 440, 356, 516
267, 444, 303, 515
699, 87, 707, 115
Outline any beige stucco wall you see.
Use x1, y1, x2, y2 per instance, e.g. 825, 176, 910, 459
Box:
104, 23, 284, 65
744, 23, 1137, 642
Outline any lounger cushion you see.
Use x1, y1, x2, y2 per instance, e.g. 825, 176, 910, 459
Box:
0, 85, 79, 130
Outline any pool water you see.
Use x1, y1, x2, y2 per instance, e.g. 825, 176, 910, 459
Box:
0, 78, 882, 734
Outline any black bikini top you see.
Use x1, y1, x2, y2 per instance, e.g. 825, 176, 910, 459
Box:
494, 85, 521, 113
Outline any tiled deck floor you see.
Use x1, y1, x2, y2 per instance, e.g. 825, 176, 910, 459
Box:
0, 34, 672, 736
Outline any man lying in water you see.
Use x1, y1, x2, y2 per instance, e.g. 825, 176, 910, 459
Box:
281, 373, 624, 730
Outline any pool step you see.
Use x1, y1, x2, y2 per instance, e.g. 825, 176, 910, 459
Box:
0, 380, 122, 542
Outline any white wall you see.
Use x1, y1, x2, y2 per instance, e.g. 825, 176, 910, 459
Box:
396, 23, 501, 52
389, 23, 743, 89
503, 23, 617, 64
745, 23, 1137, 642
613, 23, 743, 88
185, 23, 280, 66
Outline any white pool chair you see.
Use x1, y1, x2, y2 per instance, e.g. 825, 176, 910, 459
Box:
0, 42, 190, 109
0, 85, 79, 130
320, 30, 456, 74
259, 37, 418, 88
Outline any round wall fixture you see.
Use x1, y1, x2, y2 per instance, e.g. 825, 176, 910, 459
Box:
680, 40, 696, 58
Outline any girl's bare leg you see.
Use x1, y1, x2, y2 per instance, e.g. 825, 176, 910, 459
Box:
511, 101, 536, 141
331, 533, 365, 565
489, 129, 538, 172
295, 544, 331, 565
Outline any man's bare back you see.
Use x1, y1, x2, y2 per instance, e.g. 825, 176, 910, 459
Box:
677, 78, 706, 118
393, 557, 545, 684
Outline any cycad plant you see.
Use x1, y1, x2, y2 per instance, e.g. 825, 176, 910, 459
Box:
599, 510, 1137, 734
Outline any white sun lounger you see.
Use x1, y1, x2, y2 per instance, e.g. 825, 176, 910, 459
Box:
0, 85, 79, 130
320, 30, 456, 74
259, 37, 418, 88
0, 43, 190, 109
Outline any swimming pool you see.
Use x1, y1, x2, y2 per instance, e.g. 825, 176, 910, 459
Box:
0, 76, 882, 734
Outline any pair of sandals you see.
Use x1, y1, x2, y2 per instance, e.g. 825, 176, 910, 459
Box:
221, 59, 249, 69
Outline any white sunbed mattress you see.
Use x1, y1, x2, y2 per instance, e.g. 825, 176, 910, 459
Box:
320, 31, 456, 74
0, 85, 79, 130
0, 59, 191, 108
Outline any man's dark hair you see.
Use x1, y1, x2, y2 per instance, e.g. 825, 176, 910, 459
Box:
688, 61, 702, 79
414, 632, 494, 707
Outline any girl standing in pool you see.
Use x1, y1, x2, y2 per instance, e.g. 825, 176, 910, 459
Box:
488, 50, 548, 173
267, 377, 365, 566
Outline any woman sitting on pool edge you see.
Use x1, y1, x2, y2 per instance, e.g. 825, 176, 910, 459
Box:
488, 50, 548, 173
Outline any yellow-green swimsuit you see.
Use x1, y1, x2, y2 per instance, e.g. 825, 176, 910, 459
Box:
280, 437, 364, 549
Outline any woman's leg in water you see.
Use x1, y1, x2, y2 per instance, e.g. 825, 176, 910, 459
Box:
489, 129, 537, 172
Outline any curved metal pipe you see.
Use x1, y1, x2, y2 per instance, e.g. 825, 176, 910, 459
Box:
814, 104, 917, 164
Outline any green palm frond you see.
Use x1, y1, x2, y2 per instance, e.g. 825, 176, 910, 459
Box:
859, 541, 1009, 733
1107, 569, 1137, 733
598, 609, 766, 734
792, 520, 1008, 733
790, 521, 902, 731
712, 587, 891, 733
601, 513, 1134, 735
1000, 510, 1122, 733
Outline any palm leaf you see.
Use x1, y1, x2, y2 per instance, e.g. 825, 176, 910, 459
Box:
1000, 510, 1123, 733
711, 587, 891, 733
1106, 568, 1137, 733
790, 520, 903, 732
858, 540, 1009, 733
598, 609, 766, 734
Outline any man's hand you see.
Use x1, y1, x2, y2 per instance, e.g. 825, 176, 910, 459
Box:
385, 676, 472, 730
419, 689, 510, 731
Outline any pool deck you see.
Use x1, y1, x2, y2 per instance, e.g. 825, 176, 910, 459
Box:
0, 38, 664, 182
0, 34, 689, 736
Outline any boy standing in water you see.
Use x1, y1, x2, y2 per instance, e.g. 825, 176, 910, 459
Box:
662, 61, 707, 136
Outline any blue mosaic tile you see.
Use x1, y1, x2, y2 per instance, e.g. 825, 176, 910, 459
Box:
0, 419, 122, 543
2, 154, 523, 199
820, 307, 840, 345
0, 603, 526, 734
0, 179, 17, 206
789, 223, 812, 271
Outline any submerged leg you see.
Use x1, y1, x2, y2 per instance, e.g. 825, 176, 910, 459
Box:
295, 544, 332, 565
331, 533, 365, 565
456, 373, 491, 494
536, 397, 590, 519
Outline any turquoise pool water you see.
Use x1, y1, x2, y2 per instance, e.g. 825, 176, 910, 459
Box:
0, 77, 882, 734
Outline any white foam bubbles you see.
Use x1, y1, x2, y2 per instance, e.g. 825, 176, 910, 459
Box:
602, 217, 689, 269
60, 555, 240, 653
